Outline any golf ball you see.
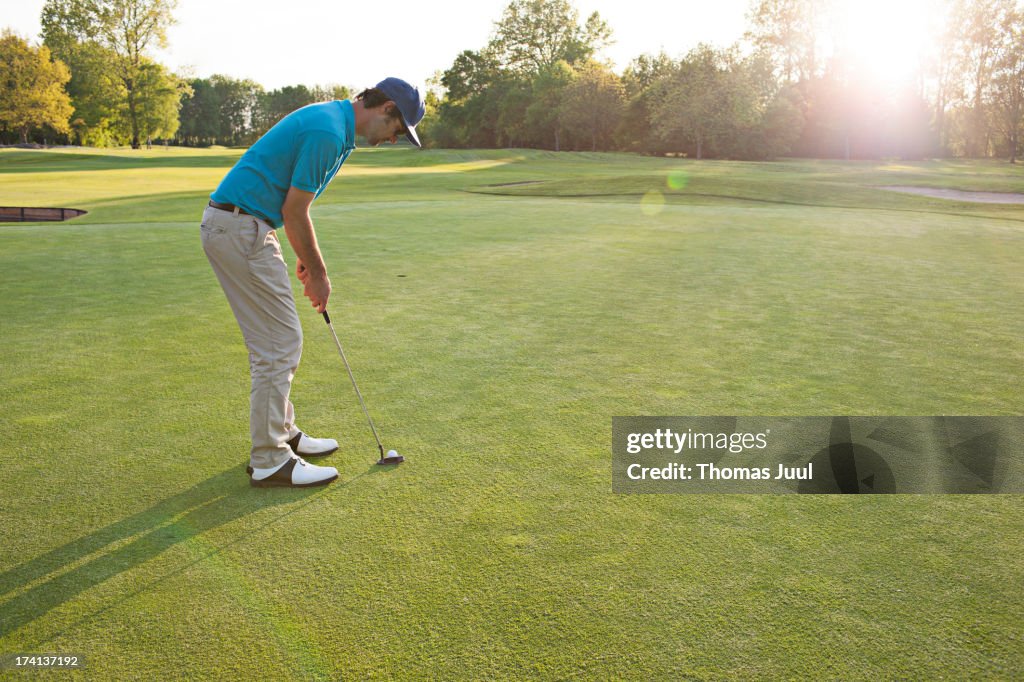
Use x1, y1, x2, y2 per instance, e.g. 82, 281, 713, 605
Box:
387, 449, 398, 458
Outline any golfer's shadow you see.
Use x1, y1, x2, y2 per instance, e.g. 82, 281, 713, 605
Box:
0, 466, 328, 640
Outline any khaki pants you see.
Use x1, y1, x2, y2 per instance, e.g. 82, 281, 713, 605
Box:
201, 205, 301, 469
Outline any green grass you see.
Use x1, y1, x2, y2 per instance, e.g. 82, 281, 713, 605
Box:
0, 147, 1022, 679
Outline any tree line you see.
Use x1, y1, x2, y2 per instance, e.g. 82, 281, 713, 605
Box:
2, 0, 1023, 161
423, 0, 1024, 161
175, 80, 351, 147
0, 0, 351, 148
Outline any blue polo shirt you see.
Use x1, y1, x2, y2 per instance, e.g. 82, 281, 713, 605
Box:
211, 100, 355, 227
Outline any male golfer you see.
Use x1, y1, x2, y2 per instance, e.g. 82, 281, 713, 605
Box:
201, 77, 424, 488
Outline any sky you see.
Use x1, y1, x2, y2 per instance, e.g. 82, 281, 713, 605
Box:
4, 0, 753, 90
5, 0, 940, 94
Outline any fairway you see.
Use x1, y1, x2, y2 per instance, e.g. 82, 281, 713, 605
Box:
1, 148, 1022, 678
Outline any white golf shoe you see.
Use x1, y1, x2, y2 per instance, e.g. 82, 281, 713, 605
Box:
288, 431, 339, 457
244, 431, 339, 475
250, 454, 338, 488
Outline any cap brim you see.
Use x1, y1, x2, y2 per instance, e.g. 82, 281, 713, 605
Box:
404, 125, 421, 148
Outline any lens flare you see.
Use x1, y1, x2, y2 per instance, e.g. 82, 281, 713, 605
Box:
666, 170, 688, 191
641, 190, 665, 216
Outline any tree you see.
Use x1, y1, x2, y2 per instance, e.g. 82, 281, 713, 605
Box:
725, 51, 802, 160
87, 0, 178, 148
65, 42, 123, 145
745, 0, 822, 84
210, 75, 263, 145
438, 49, 505, 147
653, 45, 743, 159
254, 85, 316, 136
441, 49, 501, 102
618, 52, 675, 153
0, 31, 73, 143
488, 0, 611, 75
177, 74, 263, 146
989, 4, 1024, 162
432, 0, 614, 149
755, 85, 804, 158
414, 75, 445, 148
954, 0, 1015, 156
311, 83, 352, 103
524, 59, 574, 149
41, 0, 100, 55
176, 76, 218, 145
495, 77, 532, 147
41, 0, 179, 148
925, 0, 964, 155
559, 60, 624, 151
462, 76, 522, 147
648, 45, 787, 160
42, 0, 121, 145
125, 59, 188, 142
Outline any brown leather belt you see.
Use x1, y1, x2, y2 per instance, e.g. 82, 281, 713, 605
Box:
208, 200, 272, 226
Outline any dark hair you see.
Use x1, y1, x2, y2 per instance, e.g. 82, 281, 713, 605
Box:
356, 88, 405, 125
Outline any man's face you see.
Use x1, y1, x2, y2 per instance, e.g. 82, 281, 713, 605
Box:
365, 103, 408, 146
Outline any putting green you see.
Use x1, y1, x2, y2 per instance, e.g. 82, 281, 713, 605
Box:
0, 148, 1021, 679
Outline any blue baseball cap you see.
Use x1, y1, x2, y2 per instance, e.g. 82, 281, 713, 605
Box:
375, 77, 425, 147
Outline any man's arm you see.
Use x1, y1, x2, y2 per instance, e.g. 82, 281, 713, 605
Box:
282, 186, 331, 313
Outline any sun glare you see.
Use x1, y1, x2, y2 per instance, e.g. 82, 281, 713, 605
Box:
830, 0, 934, 89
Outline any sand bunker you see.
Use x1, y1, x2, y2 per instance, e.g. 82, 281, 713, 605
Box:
0, 207, 87, 222
880, 186, 1024, 204
486, 180, 542, 187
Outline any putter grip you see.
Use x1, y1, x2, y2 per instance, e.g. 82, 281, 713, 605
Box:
322, 310, 331, 325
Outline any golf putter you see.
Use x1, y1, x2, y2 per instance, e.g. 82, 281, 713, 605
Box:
322, 310, 404, 465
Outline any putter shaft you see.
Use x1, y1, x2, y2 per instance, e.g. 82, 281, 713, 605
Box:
322, 310, 385, 458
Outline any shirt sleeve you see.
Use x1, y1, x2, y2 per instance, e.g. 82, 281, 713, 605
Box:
290, 131, 343, 193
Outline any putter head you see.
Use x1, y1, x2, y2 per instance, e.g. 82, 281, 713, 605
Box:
377, 449, 404, 465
